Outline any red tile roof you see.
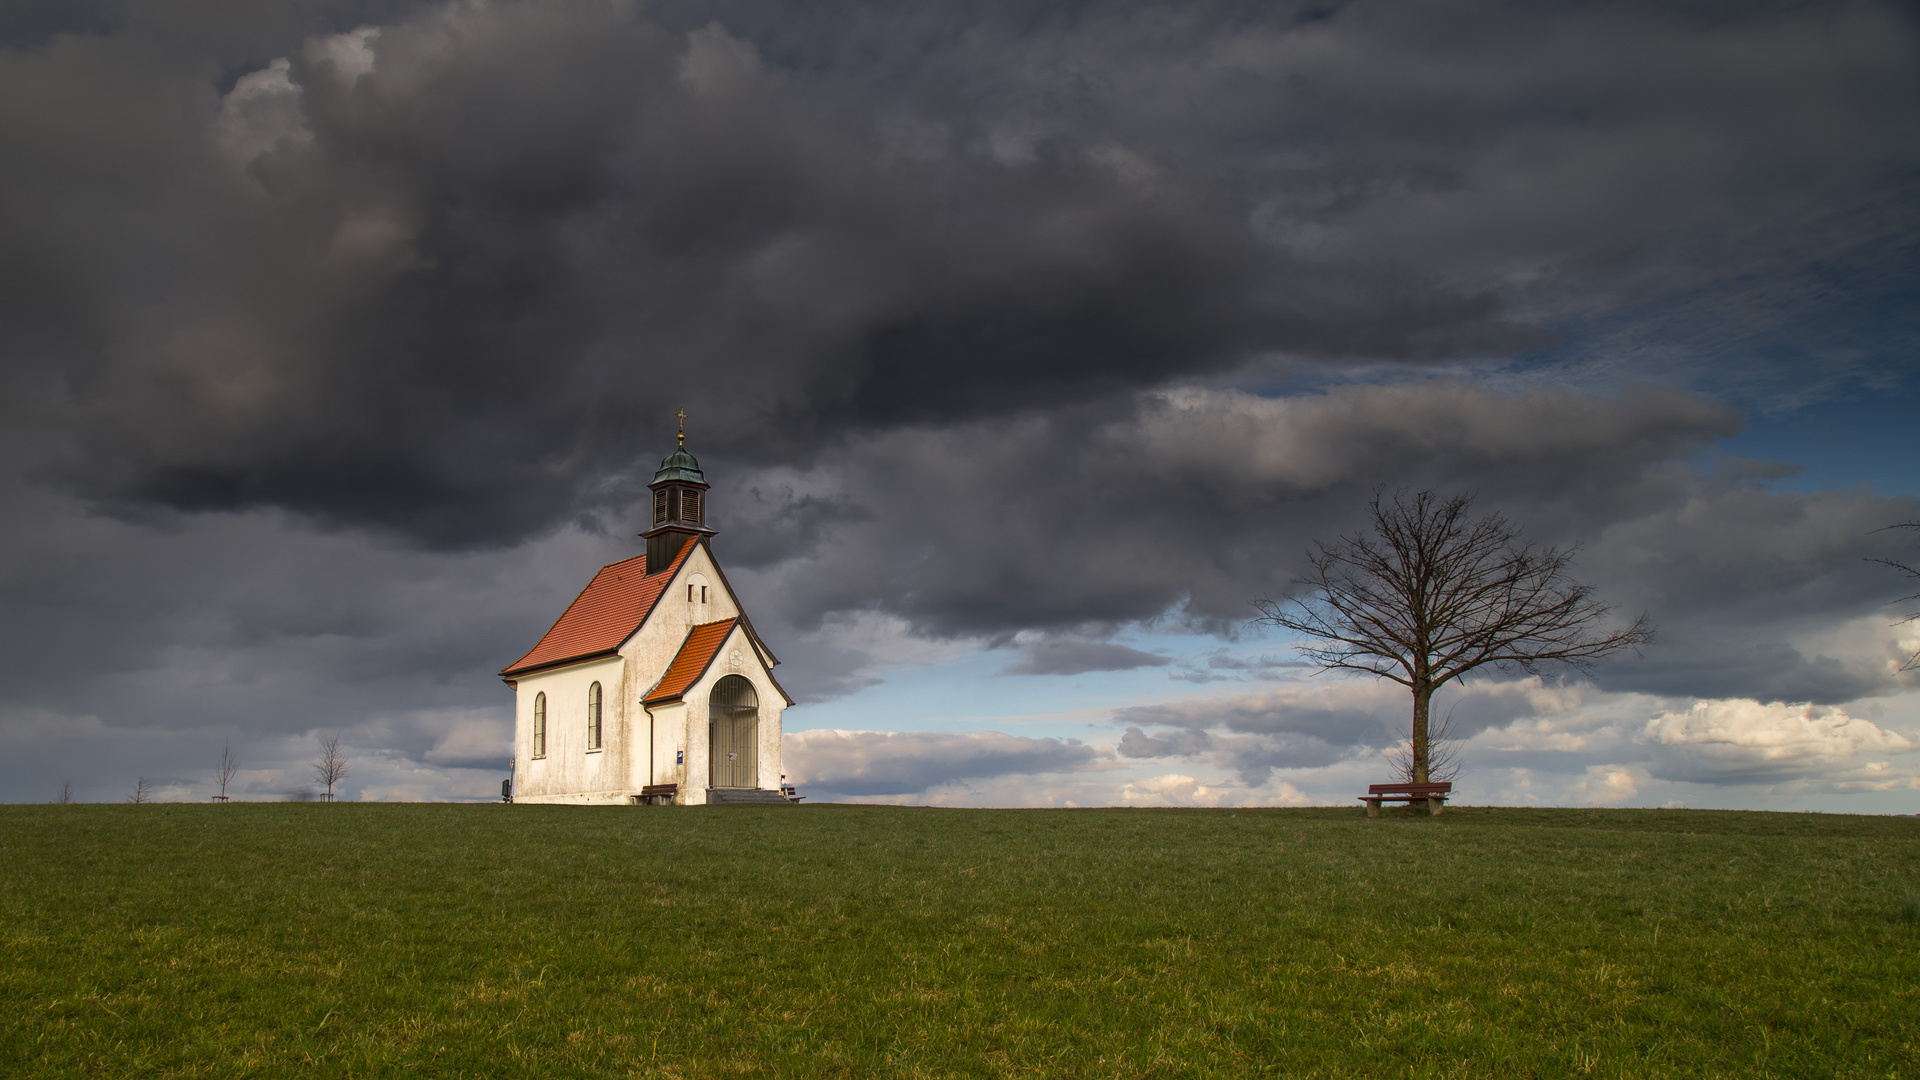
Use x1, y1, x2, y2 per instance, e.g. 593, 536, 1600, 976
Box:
500, 543, 695, 677
645, 619, 738, 703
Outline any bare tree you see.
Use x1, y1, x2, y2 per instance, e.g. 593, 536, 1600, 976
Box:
1253, 490, 1653, 787
1870, 521, 1920, 671
54, 781, 73, 805
312, 736, 351, 802
128, 777, 152, 804
215, 741, 240, 802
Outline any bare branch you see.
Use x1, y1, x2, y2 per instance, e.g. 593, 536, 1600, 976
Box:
1869, 521, 1920, 671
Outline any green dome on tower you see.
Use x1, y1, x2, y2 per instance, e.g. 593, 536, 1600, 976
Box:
652, 445, 706, 485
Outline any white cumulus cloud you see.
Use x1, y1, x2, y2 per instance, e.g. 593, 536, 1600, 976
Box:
1645, 699, 1919, 789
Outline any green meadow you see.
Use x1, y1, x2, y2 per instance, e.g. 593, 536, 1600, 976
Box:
2, 803, 1916, 1078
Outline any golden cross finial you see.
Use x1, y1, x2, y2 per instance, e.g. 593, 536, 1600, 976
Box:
675, 407, 687, 447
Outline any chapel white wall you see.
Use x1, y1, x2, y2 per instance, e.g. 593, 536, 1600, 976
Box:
510, 654, 628, 804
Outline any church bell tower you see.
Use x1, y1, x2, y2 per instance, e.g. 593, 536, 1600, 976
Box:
642, 413, 715, 574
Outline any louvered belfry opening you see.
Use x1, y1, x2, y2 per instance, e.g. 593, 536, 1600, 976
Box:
708, 674, 759, 789
652, 486, 703, 527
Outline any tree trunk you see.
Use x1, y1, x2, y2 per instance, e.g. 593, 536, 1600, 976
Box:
1410, 678, 1432, 787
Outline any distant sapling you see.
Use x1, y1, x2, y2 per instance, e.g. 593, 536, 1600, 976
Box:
215, 741, 240, 802
312, 737, 351, 803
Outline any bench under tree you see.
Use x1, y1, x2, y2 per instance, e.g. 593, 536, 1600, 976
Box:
1360, 781, 1451, 817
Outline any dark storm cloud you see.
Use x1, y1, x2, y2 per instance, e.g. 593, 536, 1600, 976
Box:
0, 477, 607, 732
1117, 726, 1216, 759
1582, 485, 1920, 703
735, 382, 1918, 706
1113, 682, 1403, 781
1003, 637, 1171, 676
0, 472, 605, 800
1163, 649, 1311, 684
784, 729, 1100, 796
1117, 725, 1357, 782
9, 0, 1912, 550
1117, 700, 1390, 746
713, 486, 871, 570
689, 0, 1920, 404
747, 382, 1721, 638
1112, 677, 1597, 784
1, 0, 1539, 551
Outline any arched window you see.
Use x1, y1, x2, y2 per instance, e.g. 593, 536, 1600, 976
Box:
532, 692, 547, 759
587, 681, 603, 751
708, 674, 759, 788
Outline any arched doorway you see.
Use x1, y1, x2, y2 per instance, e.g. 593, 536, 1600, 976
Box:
708, 674, 759, 789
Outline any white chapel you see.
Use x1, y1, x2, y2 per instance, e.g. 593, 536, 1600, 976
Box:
501, 435, 793, 805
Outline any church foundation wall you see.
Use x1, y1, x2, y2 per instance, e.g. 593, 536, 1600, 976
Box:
513, 790, 640, 806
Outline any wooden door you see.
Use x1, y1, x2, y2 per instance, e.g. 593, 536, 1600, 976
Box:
708, 675, 760, 788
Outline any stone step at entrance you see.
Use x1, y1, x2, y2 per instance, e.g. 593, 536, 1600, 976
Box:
707, 787, 795, 805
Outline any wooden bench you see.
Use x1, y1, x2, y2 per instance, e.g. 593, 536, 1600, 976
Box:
780, 785, 804, 803
634, 783, 679, 806
1361, 782, 1452, 817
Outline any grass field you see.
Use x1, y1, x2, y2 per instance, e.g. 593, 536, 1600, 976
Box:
2, 803, 1916, 1078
